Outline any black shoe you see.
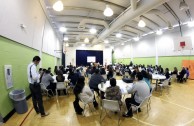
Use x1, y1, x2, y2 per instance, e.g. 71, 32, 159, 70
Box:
122, 113, 133, 118
36, 111, 40, 114
76, 112, 82, 115
41, 112, 49, 117
138, 108, 141, 112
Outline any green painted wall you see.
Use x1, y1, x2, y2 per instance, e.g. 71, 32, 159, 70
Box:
115, 58, 131, 64
0, 36, 58, 118
133, 57, 156, 66
42, 53, 55, 73
159, 56, 194, 71
115, 56, 194, 71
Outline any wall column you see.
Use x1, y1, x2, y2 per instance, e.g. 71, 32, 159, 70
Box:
155, 36, 158, 65
130, 42, 134, 62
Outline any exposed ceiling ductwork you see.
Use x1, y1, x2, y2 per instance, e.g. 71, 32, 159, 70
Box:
78, 19, 109, 30
147, 9, 173, 30
123, 26, 144, 34
92, 0, 167, 45
131, 0, 138, 11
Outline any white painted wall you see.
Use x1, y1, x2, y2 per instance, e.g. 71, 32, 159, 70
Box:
0, 0, 62, 58
114, 26, 194, 62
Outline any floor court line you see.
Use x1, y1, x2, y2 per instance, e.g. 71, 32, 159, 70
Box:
153, 96, 194, 112
19, 107, 33, 126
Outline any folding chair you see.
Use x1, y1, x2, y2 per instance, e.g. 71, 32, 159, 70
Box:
131, 95, 151, 121
100, 99, 121, 126
40, 83, 54, 99
158, 79, 170, 95
56, 82, 69, 99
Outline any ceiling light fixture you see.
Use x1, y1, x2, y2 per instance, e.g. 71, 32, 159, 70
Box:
103, 5, 113, 17
81, 44, 85, 47
179, 1, 189, 10
121, 43, 124, 45
156, 29, 163, 35
104, 40, 109, 43
63, 37, 68, 41
116, 33, 122, 38
89, 28, 97, 34
59, 27, 67, 33
138, 17, 146, 28
133, 37, 140, 41
53, 1, 64, 11
188, 21, 194, 27
84, 38, 89, 43
65, 43, 69, 47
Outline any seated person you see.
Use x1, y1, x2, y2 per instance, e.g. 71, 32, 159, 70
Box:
73, 76, 95, 115
164, 68, 170, 79
100, 67, 106, 75
107, 67, 114, 80
76, 69, 81, 77
68, 69, 79, 86
89, 69, 106, 107
105, 78, 122, 105
123, 72, 150, 118
131, 66, 139, 79
141, 70, 151, 91
41, 70, 55, 96
171, 67, 178, 75
48, 67, 53, 76
177, 67, 186, 82
186, 67, 189, 79
56, 70, 66, 95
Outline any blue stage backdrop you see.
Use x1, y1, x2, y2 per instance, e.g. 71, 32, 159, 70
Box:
76, 50, 103, 66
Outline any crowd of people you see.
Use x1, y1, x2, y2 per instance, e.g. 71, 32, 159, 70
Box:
28, 56, 190, 118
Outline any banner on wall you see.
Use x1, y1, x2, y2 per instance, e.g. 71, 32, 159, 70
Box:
4, 65, 13, 89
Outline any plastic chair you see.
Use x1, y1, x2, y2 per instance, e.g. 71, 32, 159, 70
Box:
148, 85, 156, 109
102, 74, 107, 80
171, 74, 177, 82
79, 95, 94, 116
158, 79, 170, 95
55, 82, 69, 99
124, 72, 130, 78
100, 99, 121, 126
113, 72, 116, 78
131, 95, 150, 121
40, 83, 54, 99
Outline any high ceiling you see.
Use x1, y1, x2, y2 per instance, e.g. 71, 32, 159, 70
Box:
40, 0, 194, 47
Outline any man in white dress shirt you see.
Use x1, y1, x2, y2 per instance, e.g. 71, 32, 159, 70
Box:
27, 56, 49, 117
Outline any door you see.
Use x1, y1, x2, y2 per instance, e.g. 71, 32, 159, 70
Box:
182, 60, 194, 79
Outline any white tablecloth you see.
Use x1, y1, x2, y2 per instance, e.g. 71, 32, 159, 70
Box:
98, 80, 133, 95
152, 74, 166, 80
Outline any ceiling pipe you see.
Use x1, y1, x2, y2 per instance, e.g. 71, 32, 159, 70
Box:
92, 0, 167, 44
124, 26, 144, 34
147, 9, 173, 29
76, 34, 97, 41
131, 0, 137, 11
78, 19, 109, 29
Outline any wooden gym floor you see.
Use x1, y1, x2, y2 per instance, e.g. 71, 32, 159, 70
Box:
2, 77, 194, 126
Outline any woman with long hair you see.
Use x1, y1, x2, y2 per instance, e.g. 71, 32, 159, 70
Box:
73, 76, 94, 115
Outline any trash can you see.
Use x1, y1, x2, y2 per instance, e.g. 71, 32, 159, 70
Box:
9, 89, 28, 114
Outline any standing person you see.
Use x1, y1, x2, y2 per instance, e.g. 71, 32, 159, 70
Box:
27, 56, 49, 117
